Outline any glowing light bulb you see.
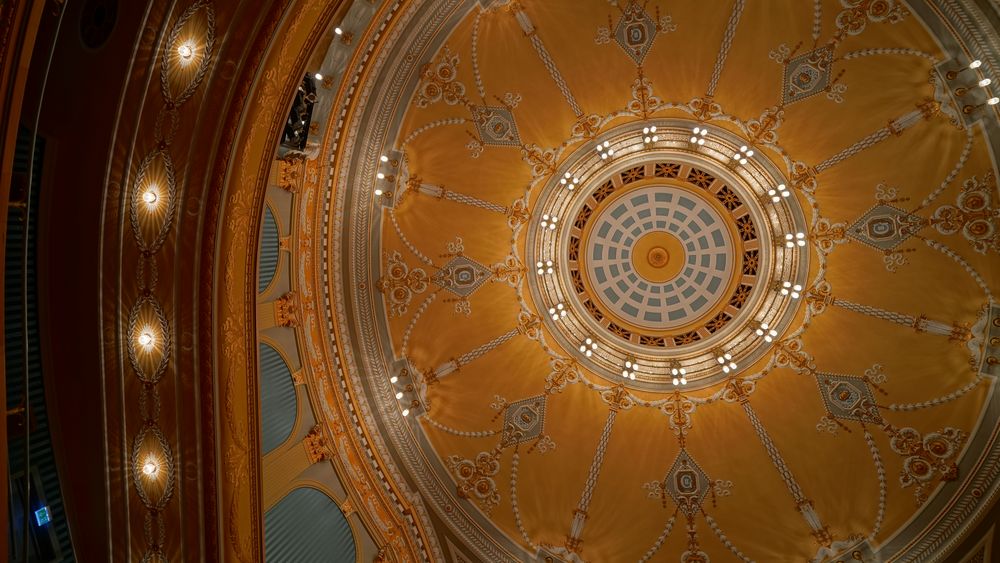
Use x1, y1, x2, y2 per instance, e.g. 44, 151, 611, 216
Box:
138, 332, 154, 348
390, 375, 398, 384
177, 43, 194, 60
314, 73, 324, 80
989, 97, 1000, 105
970, 59, 983, 69
980, 78, 992, 87
143, 190, 158, 205
402, 408, 410, 417
335, 27, 343, 35
380, 155, 389, 162
377, 172, 385, 179
374, 188, 383, 196
142, 460, 159, 476
395, 391, 404, 400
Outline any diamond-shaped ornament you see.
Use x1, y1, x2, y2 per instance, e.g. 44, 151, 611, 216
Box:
816, 373, 882, 424
432, 255, 492, 297
663, 450, 711, 517
782, 46, 833, 105
614, 1, 658, 65
847, 204, 921, 251
502, 395, 546, 445
471, 105, 520, 147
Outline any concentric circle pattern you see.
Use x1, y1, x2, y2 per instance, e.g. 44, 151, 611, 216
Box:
585, 185, 735, 330
322, 1, 1000, 561
524, 120, 809, 387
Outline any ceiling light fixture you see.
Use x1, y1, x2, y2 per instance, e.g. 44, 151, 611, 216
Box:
621, 358, 637, 380
540, 214, 558, 230
689, 126, 708, 145
642, 126, 659, 144
716, 351, 738, 373
314, 72, 324, 80
780, 281, 803, 299
767, 183, 790, 202
137, 331, 155, 349
947, 59, 984, 80
395, 391, 404, 400
980, 77, 992, 87
670, 363, 687, 386
142, 189, 158, 205
334, 27, 344, 35
596, 140, 615, 160
559, 171, 580, 190
548, 303, 567, 321
536, 260, 554, 275
402, 408, 410, 417
578, 337, 597, 357
784, 232, 806, 248
142, 459, 159, 476
755, 322, 778, 342
177, 43, 194, 61
733, 145, 754, 165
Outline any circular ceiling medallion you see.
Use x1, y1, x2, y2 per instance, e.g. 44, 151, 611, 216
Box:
525, 118, 811, 389
582, 184, 737, 331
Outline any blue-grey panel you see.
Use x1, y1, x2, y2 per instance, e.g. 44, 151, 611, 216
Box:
260, 343, 296, 455
265, 487, 356, 563
259, 206, 280, 293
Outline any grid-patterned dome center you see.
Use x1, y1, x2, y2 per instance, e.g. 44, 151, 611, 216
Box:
583, 185, 735, 330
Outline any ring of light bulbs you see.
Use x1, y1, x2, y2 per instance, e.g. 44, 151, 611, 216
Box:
525, 118, 813, 390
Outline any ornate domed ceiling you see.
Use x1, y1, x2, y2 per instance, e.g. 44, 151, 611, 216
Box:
300, 0, 1000, 560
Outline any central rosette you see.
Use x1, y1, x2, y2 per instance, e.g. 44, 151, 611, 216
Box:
582, 184, 737, 331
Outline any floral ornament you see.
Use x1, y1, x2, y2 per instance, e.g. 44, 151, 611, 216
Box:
826, 82, 848, 103
505, 197, 529, 229
774, 338, 816, 375
931, 173, 999, 254
571, 113, 604, 139
516, 311, 543, 341
601, 384, 636, 411
465, 134, 484, 159
532, 435, 556, 454
660, 393, 695, 435
721, 378, 756, 403
817, 416, 841, 435
520, 143, 557, 177
545, 358, 581, 394
375, 251, 428, 317
835, 0, 909, 37
415, 46, 467, 108
790, 160, 818, 193
889, 426, 966, 506
446, 451, 502, 512
688, 95, 722, 121
489, 254, 524, 286
769, 42, 791, 64
812, 217, 848, 254
713, 480, 733, 497
628, 70, 662, 117
746, 105, 784, 145
806, 280, 834, 315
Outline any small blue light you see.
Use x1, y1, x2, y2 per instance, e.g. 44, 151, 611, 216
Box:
34, 506, 51, 526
